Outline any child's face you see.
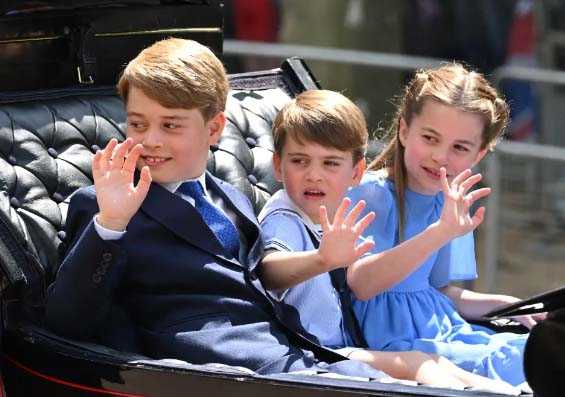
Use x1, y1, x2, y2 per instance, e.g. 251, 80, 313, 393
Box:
273, 136, 364, 223
399, 100, 488, 195
125, 86, 225, 184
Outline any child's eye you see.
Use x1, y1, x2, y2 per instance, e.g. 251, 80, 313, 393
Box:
127, 120, 146, 130
324, 160, 341, 167
163, 122, 180, 129
291, 158, 308, 165
454, 144, 470, 153
422, 134, 437, 143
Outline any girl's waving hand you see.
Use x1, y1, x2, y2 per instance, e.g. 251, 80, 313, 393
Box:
438, 167, 491, 238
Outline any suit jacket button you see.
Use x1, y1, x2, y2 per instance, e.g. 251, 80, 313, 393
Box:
102, 252, 112, 262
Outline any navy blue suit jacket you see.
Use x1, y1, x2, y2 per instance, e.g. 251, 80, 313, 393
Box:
45, 173, 364, 375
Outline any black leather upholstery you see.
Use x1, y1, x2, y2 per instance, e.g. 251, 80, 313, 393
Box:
0, 59, 319, 301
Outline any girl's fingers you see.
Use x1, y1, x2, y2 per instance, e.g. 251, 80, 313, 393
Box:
533, 312, 547, 322
470, 206, 486, 228
353, 211, 376, 235
451, 168, 472, 187
440, 167, 450, 193
123, 143, 143, 172
459, 173, 483, 195
515, 315, 537, 330
343, 200, 366, 227
466, 187, 491, 205
333, 197, 351, 225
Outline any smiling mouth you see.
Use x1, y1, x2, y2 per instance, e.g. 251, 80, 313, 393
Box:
422, 167, 441, 178
422, 166, 443, 179
142, 156, 170, 166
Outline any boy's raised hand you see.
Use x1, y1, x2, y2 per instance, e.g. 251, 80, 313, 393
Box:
317, 198, 376, 271
92, 138, 152, 231
439, 167, 491, 238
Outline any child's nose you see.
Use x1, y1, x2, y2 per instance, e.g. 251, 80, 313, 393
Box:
141, 128, 162, 148
431, 147, 448, 165
305, 166, 323, 181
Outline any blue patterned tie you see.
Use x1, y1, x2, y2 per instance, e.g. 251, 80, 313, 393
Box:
178, 181, 240, 258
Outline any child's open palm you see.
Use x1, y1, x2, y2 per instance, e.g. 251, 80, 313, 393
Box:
317, 198, 375, 271
93, 138, 152, 231
439, 168, 491, 238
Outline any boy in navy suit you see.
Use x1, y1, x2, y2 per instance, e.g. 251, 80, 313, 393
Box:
45, 38, 386, 377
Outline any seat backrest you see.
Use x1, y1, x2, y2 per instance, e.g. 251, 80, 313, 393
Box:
0, 59, 319, 302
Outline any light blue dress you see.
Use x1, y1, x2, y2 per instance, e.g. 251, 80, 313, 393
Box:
347, 172, 528, 386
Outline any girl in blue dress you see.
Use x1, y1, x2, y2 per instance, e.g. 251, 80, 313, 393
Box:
346, 63, 544, 387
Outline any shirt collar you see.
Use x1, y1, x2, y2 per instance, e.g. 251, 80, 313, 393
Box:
285, 192, 322, 236
259, 189, 321, 234
161, 174, 207, 195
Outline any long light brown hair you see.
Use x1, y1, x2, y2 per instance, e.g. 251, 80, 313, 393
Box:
369, 63, 509, 239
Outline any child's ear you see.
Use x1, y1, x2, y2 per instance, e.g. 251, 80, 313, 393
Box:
207, 111, 226, 145
272, 152, 283, 182
351, 158, 365, 186
398, 118, 408, 147
474, 147, 489, 165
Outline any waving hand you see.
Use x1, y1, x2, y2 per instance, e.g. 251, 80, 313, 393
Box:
93, 138, 152, 231
317, 198, 376, 270
438, 168, 491, 238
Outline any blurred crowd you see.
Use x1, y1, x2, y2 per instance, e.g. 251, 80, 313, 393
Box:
223, 0, 550, 143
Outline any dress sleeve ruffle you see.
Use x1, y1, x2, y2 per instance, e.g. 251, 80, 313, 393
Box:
430, 231, 478, 287
347, 174, 397, 255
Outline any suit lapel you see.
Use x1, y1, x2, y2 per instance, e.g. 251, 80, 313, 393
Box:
207, 174, 259, 232
140, 181, 244, 268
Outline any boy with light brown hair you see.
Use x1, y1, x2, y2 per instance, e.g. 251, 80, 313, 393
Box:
45, 39, 384, 377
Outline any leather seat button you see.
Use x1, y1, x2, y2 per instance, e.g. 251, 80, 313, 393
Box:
57, 230, 66, 241
9, 197, 20, 208
248, 271, 258, 281
52, 192, 64, 202
245, 137, 257, 147
91, 144, 100, 152
7, 155, 16, 165
47, 148, 59, 158
247, 174, 258, 185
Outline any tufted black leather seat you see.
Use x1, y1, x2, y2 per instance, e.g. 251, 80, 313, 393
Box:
0, 58, 319, 305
